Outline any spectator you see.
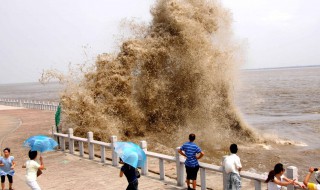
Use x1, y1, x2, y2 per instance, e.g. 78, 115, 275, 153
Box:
265, 163, 304, 190
178, 133, 204, 190
0, 148, 15, 190
23, 150, 44, 190
303, 167, 320, 190
223, 144, 242, 190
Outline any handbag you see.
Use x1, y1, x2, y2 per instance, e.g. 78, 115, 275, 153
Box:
37, 169, 42, 177
135, 168, 140, 178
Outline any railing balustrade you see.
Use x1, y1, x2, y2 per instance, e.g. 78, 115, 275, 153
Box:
0, 98, 59, 111
52, 128, 304, 190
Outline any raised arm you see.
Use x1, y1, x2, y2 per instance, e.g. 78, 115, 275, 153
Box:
38, 156, 45, 170
303, 167, 315, 186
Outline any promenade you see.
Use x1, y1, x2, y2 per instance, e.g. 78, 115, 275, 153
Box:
0, 106, 183, 190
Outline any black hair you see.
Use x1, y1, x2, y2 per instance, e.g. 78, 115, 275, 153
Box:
230, 144, 238, 154
189, 134, 196, 142
3, 148, 10, 153
28, 150, 38, 160
265, 163, 284, 183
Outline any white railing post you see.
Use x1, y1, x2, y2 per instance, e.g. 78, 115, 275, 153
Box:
68, 128, 74, 154
287, 166, 298, 190
110, 136, 118, 166
60, 136, 65, 151
140, 140, 148, 175
254, 179, 261, 190
100, 145, 106, 163
79, 141, 84, 157
175, 147, 185, 187
200, 167, 206, 190
159, 158, 165, 180
51, 125, 58, 144
88, 132, 94, 160
222, 156, 228, 190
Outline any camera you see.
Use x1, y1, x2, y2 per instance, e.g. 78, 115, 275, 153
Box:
314, 168, 319, 171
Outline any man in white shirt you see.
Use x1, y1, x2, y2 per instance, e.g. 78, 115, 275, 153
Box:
223, 144, 242, 190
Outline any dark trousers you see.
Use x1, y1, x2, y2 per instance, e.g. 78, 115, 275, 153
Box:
1, 175, 13, 183
126, 180, 138, 190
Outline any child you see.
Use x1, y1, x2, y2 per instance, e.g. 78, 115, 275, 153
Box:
265, 163, 304, 190
223, 144, 242, 190
303, 167, 320, 190
23, 150, 44, 190
0, 148, 15, 190
119, 159, 139, 190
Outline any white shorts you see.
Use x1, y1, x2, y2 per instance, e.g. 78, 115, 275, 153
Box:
26, 180, 41, 190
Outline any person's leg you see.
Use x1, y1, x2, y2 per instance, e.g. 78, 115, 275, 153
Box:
185, 166, 191, 189
26, 180, 41, 190
234, 174, 241, 190
7, 175, 13, 189
192, 166, 199, 189
133, 180, 138, 190
1, 175, 5, 190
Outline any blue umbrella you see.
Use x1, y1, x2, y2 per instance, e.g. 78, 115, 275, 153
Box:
114, 142, 146, 168
23, 135, 58, 153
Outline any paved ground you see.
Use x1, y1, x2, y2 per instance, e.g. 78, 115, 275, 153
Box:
0, 106, 184, 190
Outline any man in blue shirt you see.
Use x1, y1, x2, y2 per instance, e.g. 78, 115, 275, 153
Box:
178, 134, 204, 190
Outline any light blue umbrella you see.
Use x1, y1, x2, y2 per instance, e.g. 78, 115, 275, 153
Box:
114, 142, 146, 168
23, 135, 58, 153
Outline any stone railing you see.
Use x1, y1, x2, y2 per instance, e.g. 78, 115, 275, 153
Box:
53, 128, 304, 190
0, 98, 59, 111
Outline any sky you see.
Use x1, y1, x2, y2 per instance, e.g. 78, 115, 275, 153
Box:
0, 0, 319, 84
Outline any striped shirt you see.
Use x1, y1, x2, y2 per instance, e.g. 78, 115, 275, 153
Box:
180, 142, 202, 167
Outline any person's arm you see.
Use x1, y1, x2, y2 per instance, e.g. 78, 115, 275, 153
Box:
236, 156, 242, 172
11, 160, 16, 169
283, 176, 304, 187
38, 156, 45, 170
303, 167, 314, 186
178, 149, 186, 157
196, 151, 204, 160
274, 177, 295, 186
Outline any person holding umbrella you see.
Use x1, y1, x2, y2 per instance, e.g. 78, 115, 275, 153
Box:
115, 142, 146, 190
120, 157, 139, 190
0, 148, 16, 190
22, 135, 58, 190
23, 150, 44, 190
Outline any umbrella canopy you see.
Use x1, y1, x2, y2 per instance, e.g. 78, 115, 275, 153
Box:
114, 142, 146, 168
23, 135, 58, 153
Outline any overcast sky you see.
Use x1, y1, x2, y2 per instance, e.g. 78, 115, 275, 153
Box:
0, 0, 319, 84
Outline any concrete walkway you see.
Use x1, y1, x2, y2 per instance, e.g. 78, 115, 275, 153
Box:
0, 106, 184, 190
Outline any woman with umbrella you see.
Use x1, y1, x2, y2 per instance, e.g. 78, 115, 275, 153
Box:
0, 148, 16, 190
23, 150, 45, 190
116, 142, 146, 190
120, 157, 139, 190
23, 135, 57, 190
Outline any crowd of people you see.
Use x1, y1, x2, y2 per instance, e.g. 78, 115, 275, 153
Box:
119, 133, 320, 190
0, 134, 319, 190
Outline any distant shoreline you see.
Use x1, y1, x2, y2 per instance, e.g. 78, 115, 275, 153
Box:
244, 64, 320, 71
1, 65, 320, 85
